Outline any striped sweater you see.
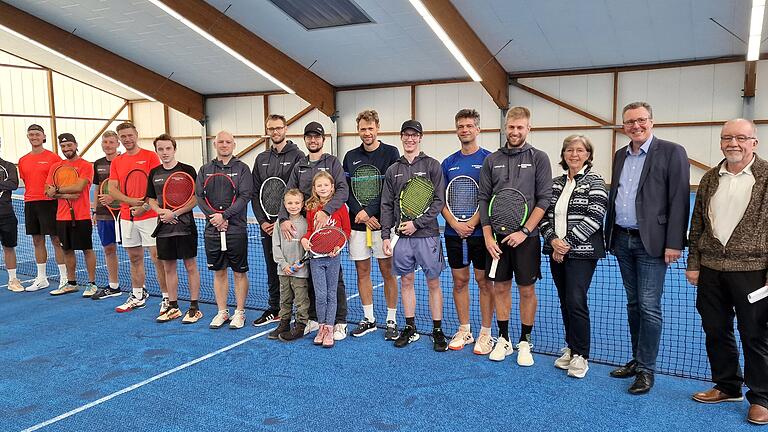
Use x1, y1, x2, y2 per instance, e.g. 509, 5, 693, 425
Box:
540, 167, 608, 259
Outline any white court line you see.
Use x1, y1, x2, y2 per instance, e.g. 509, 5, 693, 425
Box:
21, 326, 275, 432
22, 286, 367, 431
0, 278, 36, 289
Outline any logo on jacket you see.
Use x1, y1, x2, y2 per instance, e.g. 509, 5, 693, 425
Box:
414, 171, 426, 176
519, 163, 532, 169
493, 164, 506, 169
353, 160, 361, 165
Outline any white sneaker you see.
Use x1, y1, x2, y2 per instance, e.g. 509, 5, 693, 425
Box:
115, 291, 148, 313
229, 310, 246, 329
554, 347, 572, 370
7, 278, 24, 292
448, 329, 475, 351
473, 333, 494, 355
304, 320, 320, 335
209, 310, 230, 329
489, 336, 513, 361
25, 278, 49, 292
517, 341, 534, 366
82, 283, 98, 298
333, 323, 347, 341
568, 355, 589, 378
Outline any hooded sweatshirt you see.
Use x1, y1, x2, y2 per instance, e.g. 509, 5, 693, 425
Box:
251, 140, 305, 224
380, 152, 445, 239
278, 152, 348, 221
196, 157, 253, 236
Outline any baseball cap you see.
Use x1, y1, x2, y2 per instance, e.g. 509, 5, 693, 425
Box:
303, 121, 325, 136
400, 120, 423, 134
27, 124, 45, 133
58, 133, 77, 144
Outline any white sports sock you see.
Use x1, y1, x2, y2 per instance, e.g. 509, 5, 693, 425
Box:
363, 304, 375, 322
480, 326, 491, 336
57, 264, 66, 278
460, 324, 471, 332
8, 269, 16, 280
109, 282, 119, 289
36, 263, 46, 279
132, 287, 143, 298
162, 292, 169, 299
386, 307, 397, 323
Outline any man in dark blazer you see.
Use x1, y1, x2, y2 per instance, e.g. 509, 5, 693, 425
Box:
604, 101, 690, 395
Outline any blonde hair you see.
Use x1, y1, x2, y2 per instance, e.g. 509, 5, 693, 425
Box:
284, 188, 304, 202
305, 171, 335, 211
505, 106, 531, 122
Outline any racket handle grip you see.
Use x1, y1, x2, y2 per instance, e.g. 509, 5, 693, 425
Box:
220, 230, 227, 252
389, 234, 399, 253
461, 239, 468, 266
489, 258, 499, 279
366, 227, 372, 247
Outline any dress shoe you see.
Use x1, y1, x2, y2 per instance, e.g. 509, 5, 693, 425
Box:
610, 360, 637, 378
628, 371, 654, 395
748, 404, 768, 425
692, 387, 743, 404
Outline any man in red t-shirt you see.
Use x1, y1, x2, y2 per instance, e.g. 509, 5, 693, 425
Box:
17, 124, 66, 292
44, 133, 96, 296
108, 122, 167, 313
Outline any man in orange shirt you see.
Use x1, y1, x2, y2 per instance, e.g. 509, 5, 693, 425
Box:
17, 124, 66, 292
44, 133, 97, 296
108, 122, 167, 313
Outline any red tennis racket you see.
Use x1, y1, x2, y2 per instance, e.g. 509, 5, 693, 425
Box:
290, 226, 348, 272
53, 165, 79, 226
124, 169, 149, 224
203, 173, 236, 251
162, 171, 195, 211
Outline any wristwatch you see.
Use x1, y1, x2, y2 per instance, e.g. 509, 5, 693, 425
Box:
520, 226, 531, 236
142, 203, 151, 211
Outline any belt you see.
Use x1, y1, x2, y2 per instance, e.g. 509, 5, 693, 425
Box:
614, 225, 640, 236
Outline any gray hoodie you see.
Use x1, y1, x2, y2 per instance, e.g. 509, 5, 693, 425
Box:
380, 152, 445, 239
272, 214, 309, 278
196, 157, 253, 236
478, 143, 553, 235
251, 140, 305, 224
278, 152, 349, 221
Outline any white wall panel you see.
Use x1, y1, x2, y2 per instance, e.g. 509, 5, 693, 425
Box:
53, 73, 125, 120
0, 117, 53, 166
0, 52, 39, 67
132, 102, 165, 139
336, 86, 411, 134
416, 82, 500, 131
518, 74, 612, 125
712, 62, 745, 120
528, 129, 613, 182
0, 67, 48, 115
169, 108, 202, 137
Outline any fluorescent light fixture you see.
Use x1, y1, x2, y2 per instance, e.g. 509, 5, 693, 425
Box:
408, 0, 481, 82
148, 0, 295, 94
747, 0, 766, 61
0, 23, 156, 101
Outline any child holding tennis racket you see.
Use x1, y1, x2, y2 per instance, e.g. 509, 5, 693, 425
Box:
301, 171, 351, 348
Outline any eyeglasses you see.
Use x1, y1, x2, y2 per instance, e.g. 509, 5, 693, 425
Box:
720, 135, 756, 144
401, 133, 421, 140
266, 126, 285, 133
623, 117, 650, 127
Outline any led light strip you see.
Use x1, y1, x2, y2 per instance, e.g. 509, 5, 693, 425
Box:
748, 0, 766, 61
148, 0, 295, 94
0, 23, 156, 101
408, 0, 482, 82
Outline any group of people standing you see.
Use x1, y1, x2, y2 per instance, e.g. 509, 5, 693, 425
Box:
1, 100, 766, 425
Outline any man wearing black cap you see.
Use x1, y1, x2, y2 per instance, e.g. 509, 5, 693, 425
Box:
381, 119, 448, 350
44, 133, 97, 296
17, 124, 67, 292
279, 121, 350, 340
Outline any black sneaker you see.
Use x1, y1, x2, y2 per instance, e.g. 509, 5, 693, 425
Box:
394, 325, 419, 348
384, 320, 399, 341
252, 310, 280, 327
351, 319, 377, 337
91, 287, 122, 300
432, 328, 448, 352
268, 319, 291, 339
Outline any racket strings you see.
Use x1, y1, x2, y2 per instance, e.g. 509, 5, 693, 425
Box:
447, 177, 479, 221
489, 189, 528, 233
205, 175, 235, 210
163, 174, 195, 208
124, 172, 148, 198
351, 166, 382, 206
261, 178, 285, 216
100, 180, 121, 210
400, 177, 434, 219
54, 166, 79, 186
309, 228, 346, 255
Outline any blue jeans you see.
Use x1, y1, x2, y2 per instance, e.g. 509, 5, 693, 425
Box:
310, 256, 341, 325
612, 230, 667, 373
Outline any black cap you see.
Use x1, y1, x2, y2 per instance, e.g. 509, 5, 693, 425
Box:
303, 121, 324, 136
400, 120, 423, 134
58, 133, 77, 144
27, 124, 45, 133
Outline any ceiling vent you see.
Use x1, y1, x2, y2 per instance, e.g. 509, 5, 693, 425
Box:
269, 0, 374, 30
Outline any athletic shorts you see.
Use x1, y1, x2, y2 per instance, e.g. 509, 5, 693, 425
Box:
444, 235, 487, 270
56, 220, 93, 251
120, 218, 157, 248
485, 235, 541, 285
204, 234, 248, 273
97, 220, 117, 247
392, 236, 444, 280
156, 234, 198, 261
24, 200, 57, 236
348, 229, 391, 261
0, 214, 18, 248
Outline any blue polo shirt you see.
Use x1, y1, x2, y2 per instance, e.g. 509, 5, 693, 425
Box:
441, 147, 491, 237
615, 135, 653, 229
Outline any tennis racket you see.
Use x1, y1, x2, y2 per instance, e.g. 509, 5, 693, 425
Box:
351, 164, 382, 247
390, 175, 435, 251
53, 165, 79, 227
487, 188, 529, 278
290, 226, 348, 272
0, 165, 8, 199
203, 173, 236, 252
446, 175, 479, 266
162, 171, 196, 211
100, 179, 123, 244
260, 176, 286, 220
124, 169, 149, 227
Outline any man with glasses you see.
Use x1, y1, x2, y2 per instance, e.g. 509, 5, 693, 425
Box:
605, 101, 690, 394
251, 114, 305, 327
686, 119, 768, 425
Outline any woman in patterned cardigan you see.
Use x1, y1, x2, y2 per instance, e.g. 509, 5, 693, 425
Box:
539, 134, 608, 379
